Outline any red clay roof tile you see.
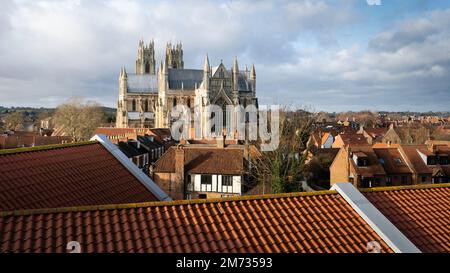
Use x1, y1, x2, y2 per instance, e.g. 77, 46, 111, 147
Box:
363, 185, 450, 253
0, 142, 158, 211
0, 191, 394, 253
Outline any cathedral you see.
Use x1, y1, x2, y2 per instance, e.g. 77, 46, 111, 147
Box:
116, 39, 258, 139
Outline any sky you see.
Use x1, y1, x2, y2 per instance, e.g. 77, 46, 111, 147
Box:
0, 0, 449, 112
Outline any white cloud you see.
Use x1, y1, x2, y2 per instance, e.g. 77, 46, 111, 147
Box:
0, 0, 448, 112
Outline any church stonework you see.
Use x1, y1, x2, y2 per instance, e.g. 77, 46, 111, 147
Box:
116, 40, 258, 139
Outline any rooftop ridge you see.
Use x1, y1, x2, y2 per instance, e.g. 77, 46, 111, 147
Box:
0, 140, 97, 156
0, 190, 337, 218
359, 183, 450, 193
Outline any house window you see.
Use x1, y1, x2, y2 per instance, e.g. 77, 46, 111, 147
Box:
222, 103, 227, 127
421, 176, 427, 183
198, 194, 207, 199
357, 158, 368, 167
394, 158, 403, 165
439, 156, 448, 165
427, 156, 436, 165
173, 98, 177, 108
386, 177, 392, 186
201, 175, 212, 185
222, 176, 233, 186
132, 99, 137, 111
401, 176, 408, 185
372, 178, 381, 187
361, 179, 371, 188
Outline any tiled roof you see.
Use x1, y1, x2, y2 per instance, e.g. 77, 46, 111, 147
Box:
400, 145, 433, 174
339, 133, 369, 145
372, 143, 400, 149
118, 141, 147, 158
373, 148, 412, 175
0, 142, 159, 211
349, 146, 386, 177
0, 134, 72, 149
364, 128, 388, 138
94, 127, 137, 136
401, 145, 450, 175
363, 184, 450, 253
154, 146, 244, 175
0, 191, 393, 253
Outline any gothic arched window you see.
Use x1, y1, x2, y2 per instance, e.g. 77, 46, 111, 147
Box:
144, 99, 148, 112
222, 103, 227, 127
132, 99, 136, 111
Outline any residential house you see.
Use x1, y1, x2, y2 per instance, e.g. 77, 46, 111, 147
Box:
2, 183, 449, 253
137, 135, 165, 163
330, 145, 386, 188
0, 134, 170, 212
152, 138, 253, 200
0, 131, 72, 149
332, 133, 369, 148
330, 142, 450, 188
307, 129, 338, 149
399, 144, 450, 184
373, 148, 413, 186
93, 127, 175, 148
93, 127, 140, 144
359, 124, 401, 145
118, 140, 150, 172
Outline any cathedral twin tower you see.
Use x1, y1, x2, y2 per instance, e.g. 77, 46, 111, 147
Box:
116, 39, 257, 140
135, 40, 183, 75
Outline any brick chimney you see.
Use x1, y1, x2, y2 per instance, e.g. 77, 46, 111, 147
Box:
179, 135, 187, 145
174, 146, 185, 199
175, 146, 185, 176
216, 134, 226, 149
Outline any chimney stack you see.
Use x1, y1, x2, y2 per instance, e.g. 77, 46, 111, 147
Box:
175, 145, 185, 178
216, 134, 226, 149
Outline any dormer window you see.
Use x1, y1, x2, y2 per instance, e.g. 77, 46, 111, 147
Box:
394, 158, 403, 165
358, 157, 368, 167
439, 155, 448, 165
427, 156, 436, 165
353, 152, 368, 167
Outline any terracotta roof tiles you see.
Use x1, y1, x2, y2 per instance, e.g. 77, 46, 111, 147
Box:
0, 191, 393, 253
0, 142, 159, 211
154, 146, 244, 175
363, 184, 450, 253
373, 148, 413, 174
349, 146, 386, 177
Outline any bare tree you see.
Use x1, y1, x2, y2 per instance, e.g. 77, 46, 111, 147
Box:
53, 97, 105, 141
4, 111, 25, 131
249, 107, 316, 194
